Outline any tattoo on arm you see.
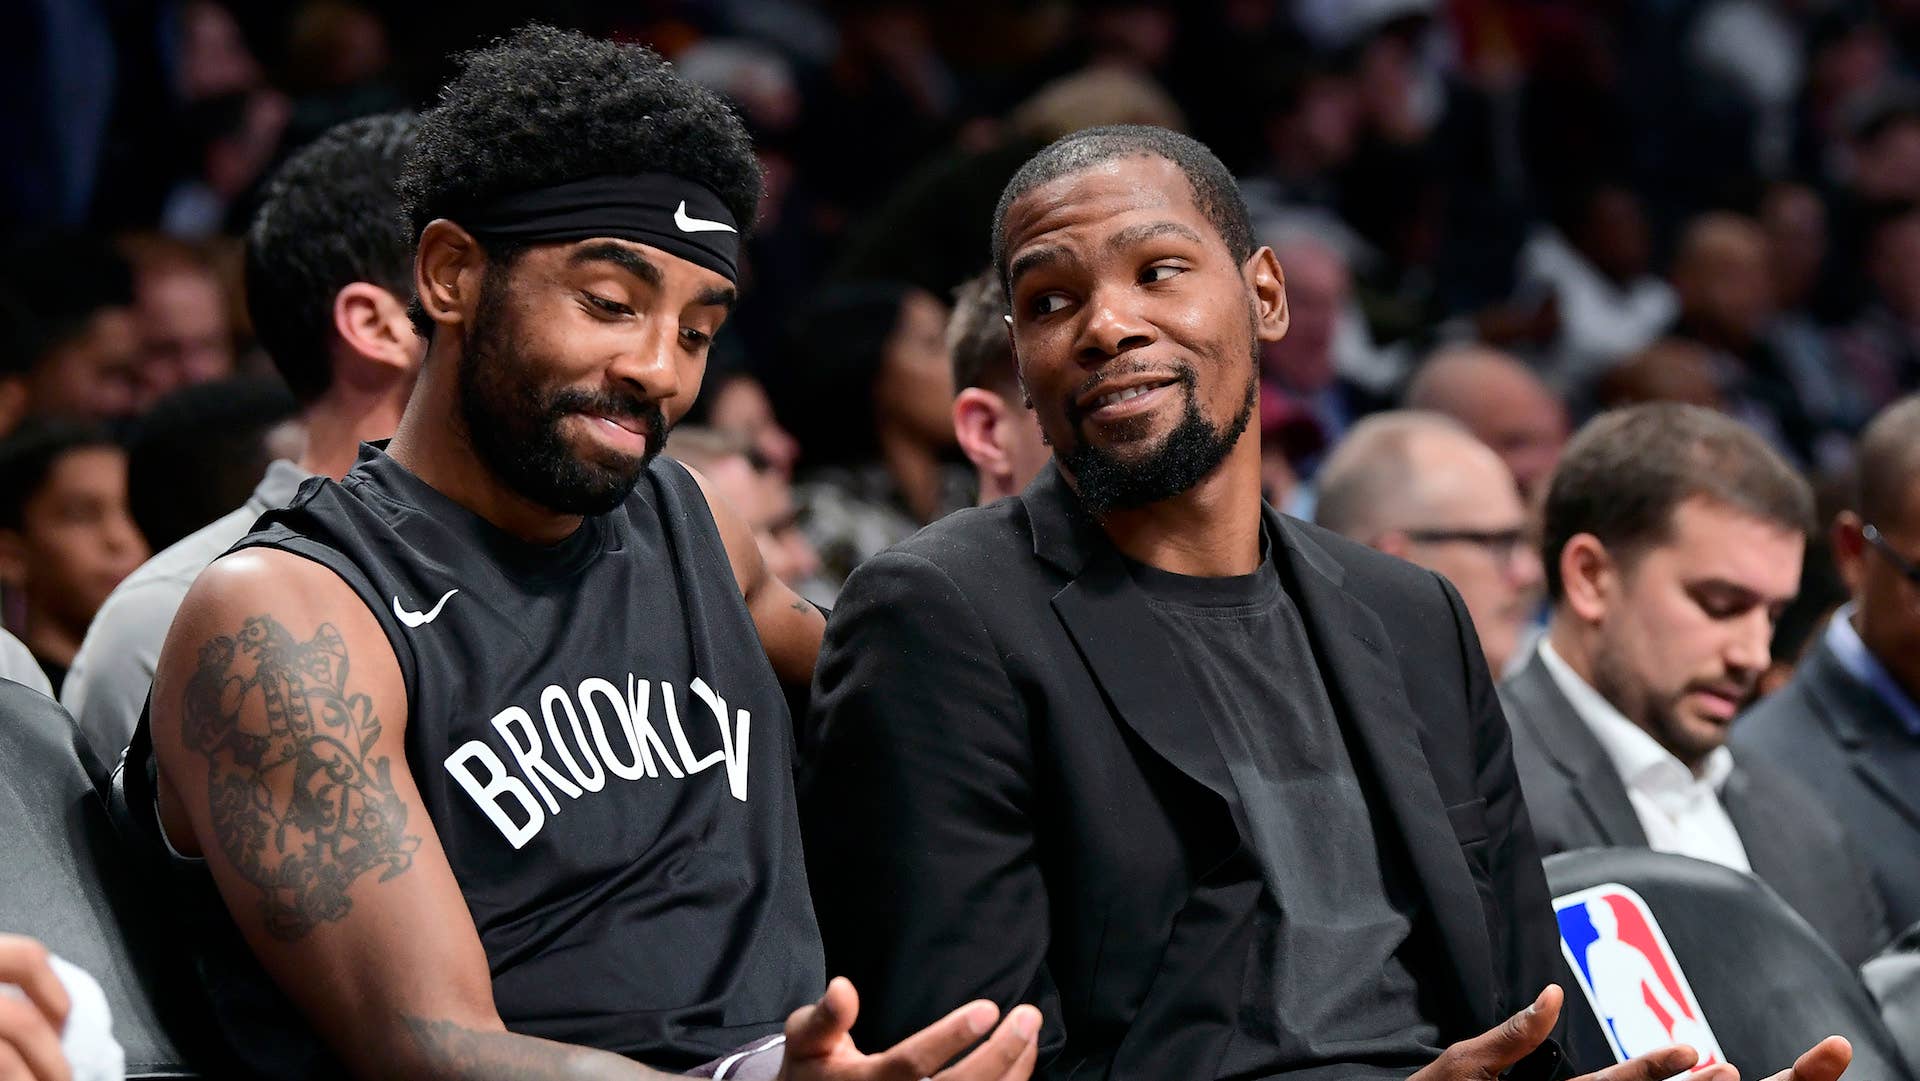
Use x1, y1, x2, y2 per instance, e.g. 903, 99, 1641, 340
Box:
181, 615, 420, 940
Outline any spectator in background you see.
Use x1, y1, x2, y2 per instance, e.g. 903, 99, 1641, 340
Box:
1259, 233, 1379, 466
0, 421, 147, 696
1516, 181, 1675, 393
947, 268, 1047, 506
1502, 404, 1888, 967
160, 0, 291, 237
1596, 338, 1727, 413
120, 234, 237, 408
0, 232, 142, 427
1761, 183, 1866, 459
1664, 212, 1821, 465
123, 376, 299, 552
1316, 412, 1544, 677
63, 113, 421, 761
665, 426, 822, 597
1832, 201, 1920, 420
1737, 394, 1920, 932
1403, 344, 1568, 501
775, 283, 963, 593
685, 363, 802, 480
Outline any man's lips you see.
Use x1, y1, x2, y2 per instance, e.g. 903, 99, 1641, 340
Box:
1687, 684, 1747, 720
1075, 375, 1180, 420
576, 411, 652, 454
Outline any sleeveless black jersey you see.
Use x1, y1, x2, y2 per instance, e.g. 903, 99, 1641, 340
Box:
136, 444, 823, 1075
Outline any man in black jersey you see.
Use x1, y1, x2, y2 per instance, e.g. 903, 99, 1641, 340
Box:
142, 25, 1038, 1081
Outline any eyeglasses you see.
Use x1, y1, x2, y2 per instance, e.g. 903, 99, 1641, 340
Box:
1404, 527, 1531, 564
1864, 524, 1920, 590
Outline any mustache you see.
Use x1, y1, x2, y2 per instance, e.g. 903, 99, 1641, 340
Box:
547, 388, 665, 429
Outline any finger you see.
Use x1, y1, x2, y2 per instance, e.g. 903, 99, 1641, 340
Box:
1772, 1035, 1851, 1081
0, 995, 70, 1081
928, 1005, 1038, 1081
1578, 1045, 1700, 1081
782, 977, 861, 1059
0, 939, 67, 1034
878, 998, 1003, 1080
1449, 984, 1562, 1074
988, 1011, 1040, 1081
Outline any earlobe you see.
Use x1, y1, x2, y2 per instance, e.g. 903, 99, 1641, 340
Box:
953, 388, 1010, 474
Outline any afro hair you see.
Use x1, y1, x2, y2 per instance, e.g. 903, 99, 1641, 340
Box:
398, 24, 763, 249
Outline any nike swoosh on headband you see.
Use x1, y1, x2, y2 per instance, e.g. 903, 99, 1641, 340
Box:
674, 200, 737, 234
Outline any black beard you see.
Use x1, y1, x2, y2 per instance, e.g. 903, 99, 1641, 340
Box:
457, 266, 664, 516
1060, 359, 1258, 516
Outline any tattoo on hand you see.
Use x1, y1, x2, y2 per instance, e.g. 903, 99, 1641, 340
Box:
181, 615, 419, 940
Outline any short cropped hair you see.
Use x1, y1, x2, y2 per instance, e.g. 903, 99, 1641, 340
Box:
0, 232, 134, 377
398, 23, 761, 257
0, 419, 121, 530
1314, 411, 1471, 538
992, 125, 1253, 291
1541, 403, 1815, 599
246, 112, 418, 406
1856, 394, 1920, 528
948, 268, 1016, 395
126, 376, 298, 550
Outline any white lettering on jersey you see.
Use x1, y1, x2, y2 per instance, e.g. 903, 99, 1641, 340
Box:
444, 673, 754, 846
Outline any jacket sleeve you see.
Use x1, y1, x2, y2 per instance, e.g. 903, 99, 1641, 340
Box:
1436, 574, 1563, 1033
799, 548, 1061, 1056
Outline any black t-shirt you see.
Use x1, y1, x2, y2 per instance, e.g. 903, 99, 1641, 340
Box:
1126, 541, 1444, 1080
138, 445, 823, 1076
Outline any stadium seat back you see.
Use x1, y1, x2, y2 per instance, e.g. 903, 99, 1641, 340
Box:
1544, 848, 1914, 1080
0, 679, 209, 1079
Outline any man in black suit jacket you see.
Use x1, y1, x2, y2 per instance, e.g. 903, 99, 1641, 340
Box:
801, 126, 1851, 1081
1502, 404, 1887, 966
1736, 395, 1920, 932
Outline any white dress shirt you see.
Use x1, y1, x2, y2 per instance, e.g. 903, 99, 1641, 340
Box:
1536, 641, 1753, 873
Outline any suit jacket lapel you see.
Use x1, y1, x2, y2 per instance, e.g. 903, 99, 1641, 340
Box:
1504, 653, 1649, 848
1804, 641, 1920, 832
1024, 466, 1243, 854
1269, 512, 1497, 1020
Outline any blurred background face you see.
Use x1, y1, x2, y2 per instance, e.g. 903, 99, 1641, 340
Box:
4, 446, 148, 632
1260, 240, 1346, 393
1586, 498, 1802, 768
1761, 184, 1827, 312
1390, 433, 1543, 675
29, 310, 143, 423
699, 449, 820, 588
1576, 187, 1651, 283
873, 288, 957, 448
135, 264, 234, 405
708, 375, 801, 480
1675, 218, 1773, 346
1870, 211, 1920, 321
1842, 481, 1920, 700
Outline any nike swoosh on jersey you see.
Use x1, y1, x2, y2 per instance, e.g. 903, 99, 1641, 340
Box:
394, 589, 460, 628
673, 201, 737, 234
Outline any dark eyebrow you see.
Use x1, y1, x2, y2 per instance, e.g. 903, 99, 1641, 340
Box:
695, 285, 737, 313
1107, 220, 1206, 253
1007, 244, 1069, 289
569, 242, 661, 288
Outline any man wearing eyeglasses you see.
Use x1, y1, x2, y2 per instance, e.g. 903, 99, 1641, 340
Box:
1315, 412, 1545, 678
1502, 403, 1889, 966
1736, 394, 1920, 931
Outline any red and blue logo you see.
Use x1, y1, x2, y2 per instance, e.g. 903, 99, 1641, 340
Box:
1554, 884, 1724, 1074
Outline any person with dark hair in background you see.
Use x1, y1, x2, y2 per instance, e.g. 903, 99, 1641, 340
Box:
1502, 403, 1888, 966
775, 282, 963, 592
0, 421, 147, 696
678, 354, 801, 481
1737, 394, 1920, 931
135, 26, 1038, 1081
64, 112, 424, 763
947, 268, 1047, 506
801, 124, 1850, 1081
0, 233, 143, 429
123, 376, 299, 553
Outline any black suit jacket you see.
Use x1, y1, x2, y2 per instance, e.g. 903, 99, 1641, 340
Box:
1735, 636, 1920, 935
800, 465, 1565, 1080
1502, 650, 1889, 966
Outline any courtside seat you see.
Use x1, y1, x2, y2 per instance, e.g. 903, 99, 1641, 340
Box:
0, 678, 208, 1078
1543, 848, 1914, 1080
1862, 921, 1920, 1075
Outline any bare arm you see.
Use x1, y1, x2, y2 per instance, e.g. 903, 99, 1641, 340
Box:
685, 464, 826, 694
149, 549, 682, 1081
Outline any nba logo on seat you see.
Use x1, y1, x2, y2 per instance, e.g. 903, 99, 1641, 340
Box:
1554, 884, 1725, 1075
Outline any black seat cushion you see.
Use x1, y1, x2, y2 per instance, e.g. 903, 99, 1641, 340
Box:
0, 678, 211, 1079
1545, 848, 1913, 1080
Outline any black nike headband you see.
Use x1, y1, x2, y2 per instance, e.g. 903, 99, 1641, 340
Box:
457, 174, 742, 283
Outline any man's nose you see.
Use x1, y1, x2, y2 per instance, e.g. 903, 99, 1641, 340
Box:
1075, 286, 1156, 362
608, 323, 684, 403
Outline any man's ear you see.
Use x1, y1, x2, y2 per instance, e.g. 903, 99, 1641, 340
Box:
413, 219, 487, 335
334, 283, 423, 385
1558, 533, 1616, 623
1247, 245, 1289, 344
953, 387, 1011, 476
